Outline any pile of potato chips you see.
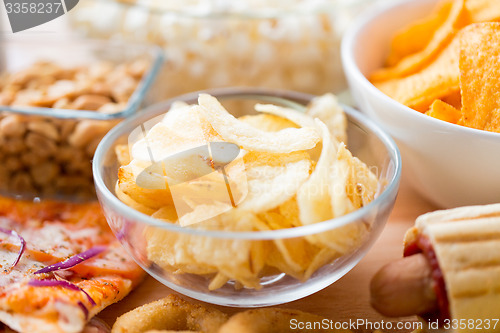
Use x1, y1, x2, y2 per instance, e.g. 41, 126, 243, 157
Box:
115, 93, 379, 290
371, 0, 500, 133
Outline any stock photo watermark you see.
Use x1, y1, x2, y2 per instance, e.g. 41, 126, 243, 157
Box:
2, 0, 79, 32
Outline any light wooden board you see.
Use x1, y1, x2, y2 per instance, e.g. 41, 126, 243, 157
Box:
99, 176, 438, 332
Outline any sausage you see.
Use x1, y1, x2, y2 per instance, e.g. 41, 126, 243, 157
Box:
370, 253, 438, 317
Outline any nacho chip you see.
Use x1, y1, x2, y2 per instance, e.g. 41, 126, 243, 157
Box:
371, 0, 467, 82
466, 0, 500, 22
385, 0, 455, 67
440, 89, 462, 109
459, 22, 500, 132
374, 32, 461, 111
425, 99, 461, 123
198, 94, 320, 153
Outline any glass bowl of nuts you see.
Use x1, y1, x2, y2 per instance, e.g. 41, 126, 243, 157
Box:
0, 37, 163, 200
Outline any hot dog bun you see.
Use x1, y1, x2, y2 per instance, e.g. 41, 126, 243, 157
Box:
404, 204, 500, 332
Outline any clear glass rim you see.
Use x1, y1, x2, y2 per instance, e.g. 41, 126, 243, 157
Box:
0, 37, 164, 120
93, 87, 402, 240
341, 0, 500, 140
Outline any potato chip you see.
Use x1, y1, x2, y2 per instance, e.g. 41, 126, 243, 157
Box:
278, 198, 302, 228
371, 0, 467, 82
209, 273, 230, 291
238, 151, 312, 213
254, 103, 316, 128
306, 93, 347, 144
254, 102, 339, 162
374, 32, 461, 111
334, 143, 379, 214
238, 114, 297, 132
440, 89, 462, 109
458, 22, 500, 132
117, 94, 379, 290
118, 165, 174, 209
115, 182, 157, 216
253, 219, 323, 281
297, 120, 336, 225
425, 99, 461, 123
131, 104, 221, 162
198, 94, 320, 153
146, 209, 266, 288
385, 0, 454, 66
115, 144, 131, 166
151, 205, 178, 222
305, 143, 375, 252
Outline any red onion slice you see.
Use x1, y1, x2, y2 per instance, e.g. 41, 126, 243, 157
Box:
28, 279, 96, 306
34, 246, 106, 275
77, 301, 89, 319
0, 227, 26, 269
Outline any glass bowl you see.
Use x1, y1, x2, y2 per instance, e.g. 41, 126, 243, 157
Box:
0, 37, 163, 199
93, 88, 401, 307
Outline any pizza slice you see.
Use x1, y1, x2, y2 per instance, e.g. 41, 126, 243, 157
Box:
0, 196, 144, 333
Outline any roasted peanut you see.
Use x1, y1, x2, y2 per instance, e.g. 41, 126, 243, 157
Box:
52, 97, 72, 109
58, 119, 77, 141
68, 120, 112, 148
0, 90, 16, 105
56, 175, 92, 190
25, 132, 57, 158
72, 94, 112, 111
0, 59, 144, 197
86, 137, 103, 156
4, 137, 26, 154
10, 171, 34, 193
89, 82, 112, 97
97, 102, 126, 114
29, 161, 60, 186
127, 59, 149, 79
65, 154, 90, 174
110, 75, 137, 103
28, 120, 60, 141
0, 115, 26, 137
46, 80, 79, 101
5, 156, 22, 171
21, 151, 47, 166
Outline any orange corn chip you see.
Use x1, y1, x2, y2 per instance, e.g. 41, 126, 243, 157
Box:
459, 22, 500, 132
371, 0, 467, 82
386, 0, 455, 67
466, 0, 500, 22
440, 89, 462, 109
425, 99, 461, 123
374, 34, 461, 111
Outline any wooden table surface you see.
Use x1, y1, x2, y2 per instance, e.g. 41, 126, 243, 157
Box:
99, 175, 439, 332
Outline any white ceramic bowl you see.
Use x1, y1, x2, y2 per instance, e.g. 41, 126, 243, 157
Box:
342, 0, 500, 208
